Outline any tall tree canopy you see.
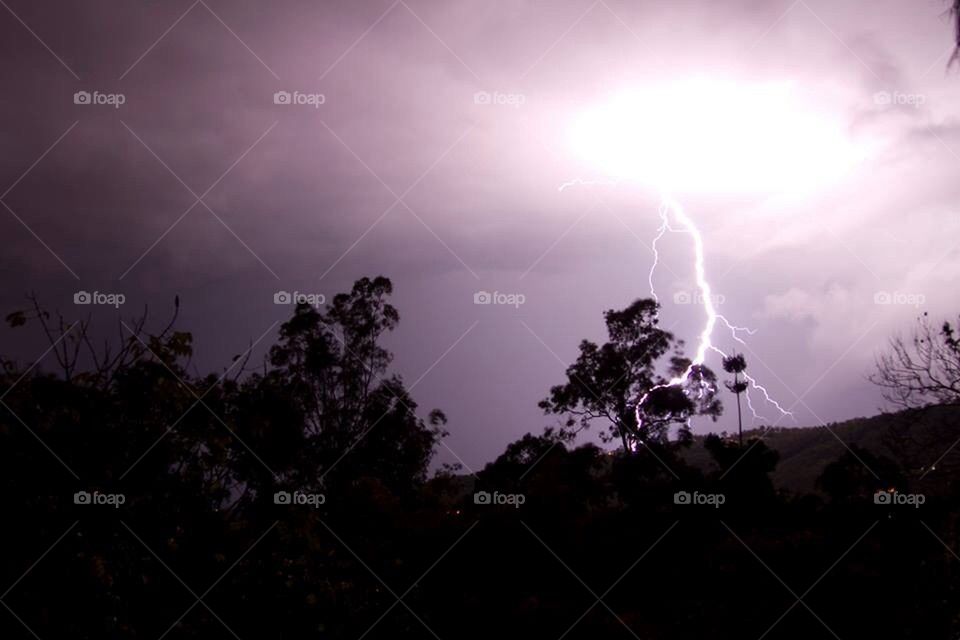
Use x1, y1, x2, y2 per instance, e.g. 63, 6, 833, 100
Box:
539, 298, 721, 453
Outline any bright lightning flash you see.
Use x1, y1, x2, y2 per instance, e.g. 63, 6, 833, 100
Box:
568, 79, 863, 194
640, 194, 794, 431
564, 78, 866, 438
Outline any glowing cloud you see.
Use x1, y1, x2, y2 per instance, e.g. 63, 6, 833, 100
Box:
568, 78, 864, 194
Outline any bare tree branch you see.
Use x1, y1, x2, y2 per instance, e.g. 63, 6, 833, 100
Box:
871, 313, 960, 410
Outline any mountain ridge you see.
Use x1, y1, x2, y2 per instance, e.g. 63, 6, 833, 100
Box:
681, 405, 960, 493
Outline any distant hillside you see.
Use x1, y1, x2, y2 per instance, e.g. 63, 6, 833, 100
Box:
682, 405, 960, 494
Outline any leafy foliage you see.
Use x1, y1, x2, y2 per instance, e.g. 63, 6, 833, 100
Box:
539, 298, 721, 453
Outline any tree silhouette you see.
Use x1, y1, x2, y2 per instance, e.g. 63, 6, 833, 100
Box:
261, 276, 447, 496
722, 353, 749, 447
1, 281, 959, 638
704, 433, 780, 502
539, 298, 721, 454
870, 312, 960, 410
816, 445, 903, 503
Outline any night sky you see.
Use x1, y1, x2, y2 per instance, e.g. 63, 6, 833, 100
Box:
2, 0, 959, 469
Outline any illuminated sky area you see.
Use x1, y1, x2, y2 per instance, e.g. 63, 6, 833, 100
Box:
1, 0, 959, 469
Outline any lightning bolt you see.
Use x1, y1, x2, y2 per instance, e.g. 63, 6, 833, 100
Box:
638, 193, 793, 435
559, 183, 793, 440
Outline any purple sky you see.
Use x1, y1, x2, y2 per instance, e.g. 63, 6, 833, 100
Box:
2, 0, 959, 470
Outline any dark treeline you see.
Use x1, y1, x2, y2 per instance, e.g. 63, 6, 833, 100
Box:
1, 276, 959, 639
